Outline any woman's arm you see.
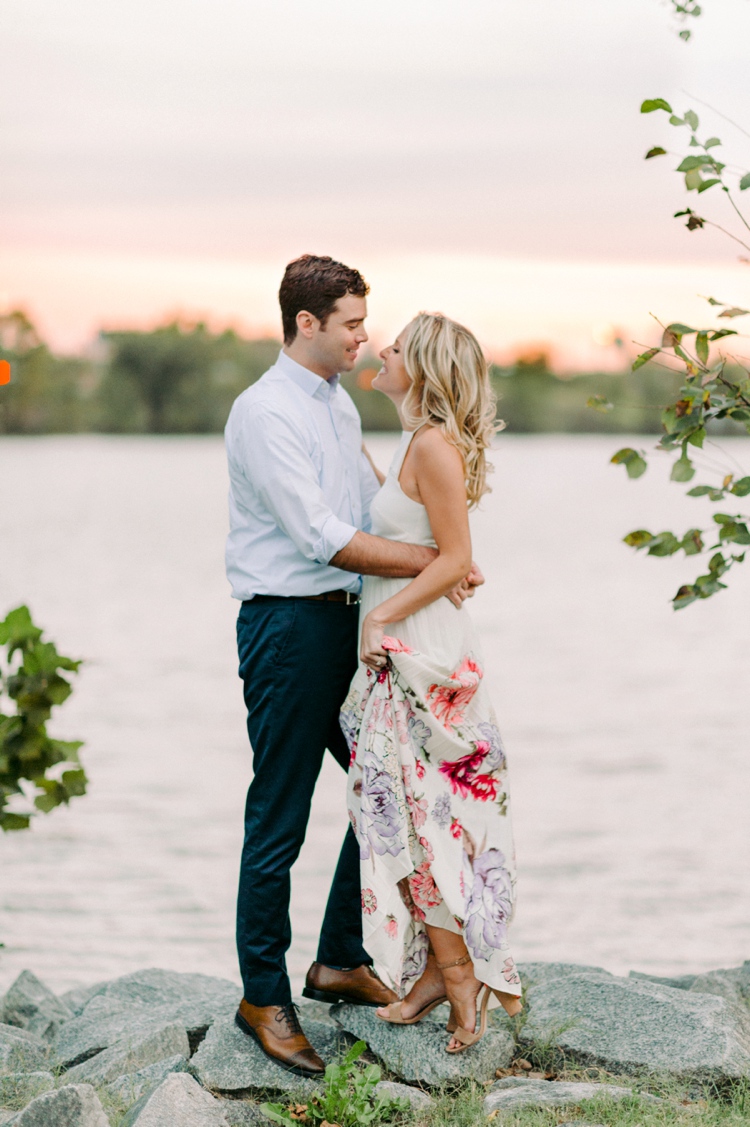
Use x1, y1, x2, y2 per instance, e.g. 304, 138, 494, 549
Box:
360, 427, 472, 668
362, 442, 386, 486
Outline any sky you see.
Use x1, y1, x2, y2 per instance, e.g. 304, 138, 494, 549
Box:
3, 0, 750, 367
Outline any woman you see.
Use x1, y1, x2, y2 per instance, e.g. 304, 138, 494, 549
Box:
341, 312, 522, 1055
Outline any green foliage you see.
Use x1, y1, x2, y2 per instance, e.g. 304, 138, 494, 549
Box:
611, 447, 647, 478
261, 1041, 409, 1127
0, 605, 86, 831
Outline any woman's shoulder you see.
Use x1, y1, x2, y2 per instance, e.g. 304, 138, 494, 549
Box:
412, 424, 462, 466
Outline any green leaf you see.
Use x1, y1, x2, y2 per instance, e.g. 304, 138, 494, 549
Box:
731, 476, 750, 497
641, 98, 673, 114
709, 329, 738, 340
611, 448, 647, 479
697, 178, 721, 193
666, 323, 697, 337
632, 347, 660, 370
623, 530, 654, 549
61, 768, 87, 797
685, 168, 703, 190
671, 452, 695, 482
677, 155, 711, 172
684, 110, 699, 131
680, 528, 704, 556
645, 147, 667, 159
669, 115, 685, 126
586, 394, 614, 413
695, 331, 709, 364
718, 306, 750, 318
704, 137, 721, 149
0, 812, 31, 831
687, 426, 706, 448
673, 585, 699, 610
740, 172, 750, 191
647, 532, 681, 557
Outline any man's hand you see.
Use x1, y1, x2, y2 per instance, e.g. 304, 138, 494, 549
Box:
445, 561, 485, 608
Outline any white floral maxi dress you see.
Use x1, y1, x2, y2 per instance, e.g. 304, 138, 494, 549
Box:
341, 431, 521, 999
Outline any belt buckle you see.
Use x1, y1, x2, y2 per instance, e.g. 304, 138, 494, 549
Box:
345, 591, 359, 606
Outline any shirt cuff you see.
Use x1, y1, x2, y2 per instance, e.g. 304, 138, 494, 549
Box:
314, 515, 358, 565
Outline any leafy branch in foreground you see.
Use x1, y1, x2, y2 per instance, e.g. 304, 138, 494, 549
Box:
261, 1040, 409, 1127
0, 605, 86, 831
589, 93, 750, 610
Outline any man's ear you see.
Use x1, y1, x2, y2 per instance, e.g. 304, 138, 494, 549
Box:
295, 310, 317, 340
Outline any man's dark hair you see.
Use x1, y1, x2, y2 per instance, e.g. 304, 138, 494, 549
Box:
279, 255, 369, 345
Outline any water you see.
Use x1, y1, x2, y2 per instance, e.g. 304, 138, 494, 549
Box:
1, 434, 749, 997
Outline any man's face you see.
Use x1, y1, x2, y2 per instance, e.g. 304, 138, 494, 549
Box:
311, 293, 368, 374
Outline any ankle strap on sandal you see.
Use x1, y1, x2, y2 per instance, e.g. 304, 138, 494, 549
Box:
436, 953, 472, 970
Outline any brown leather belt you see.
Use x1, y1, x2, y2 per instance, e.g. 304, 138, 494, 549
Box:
249, 590, 360, 606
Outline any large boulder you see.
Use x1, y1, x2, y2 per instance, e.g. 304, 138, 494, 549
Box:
521, 970, 750, 1079
64, 1022, 190, 1085
1, 973, 73, 1042
483, 1076, 639, 1113
191, 1015, 342, 1094
60, 984, 110, 1020
0, 1027, 47, 1076
106, 1053, 193, 1105
53, 970, 239, 1069
632, 963, 750, 1009
5, 1083, 110, 1126
0, 1072, 54, 1106
331, 1002, 514, 1084
519, 963, 613, 990
121, 1072, 229, 1126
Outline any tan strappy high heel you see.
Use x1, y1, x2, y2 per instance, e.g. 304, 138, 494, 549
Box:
376, 994, 448, 1025
438, 954, 523, 1054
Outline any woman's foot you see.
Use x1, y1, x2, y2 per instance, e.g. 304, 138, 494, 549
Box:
376, 951, 447, 1023
440, 956, 484, 1051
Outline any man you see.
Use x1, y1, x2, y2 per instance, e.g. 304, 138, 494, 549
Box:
224, 254, 480, 1075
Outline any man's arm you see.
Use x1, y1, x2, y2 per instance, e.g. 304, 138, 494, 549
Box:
331, 531, 436, 578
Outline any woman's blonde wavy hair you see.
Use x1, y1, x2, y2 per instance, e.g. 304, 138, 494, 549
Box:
401, 312, 502, 508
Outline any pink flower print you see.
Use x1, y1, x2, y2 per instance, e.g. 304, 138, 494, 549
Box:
418, 835, 435, 864
361, 888, 377, 915
382, 636, 413, 654
384, 915, 398, 940
349, 748, 357, 767
438, 747, 489, 799
414, 758, 425, 780
407, 792, 428, 828
468, 774, 498, 802
426, 656, 483, 728
408, 862, 442, 910
450, 817, 463, 840
503, 957, 521, 985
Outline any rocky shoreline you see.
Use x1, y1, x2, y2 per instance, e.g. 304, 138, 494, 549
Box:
0, 960, 749, 1125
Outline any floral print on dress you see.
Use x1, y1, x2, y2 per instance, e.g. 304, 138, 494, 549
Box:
345, 635, 519, 998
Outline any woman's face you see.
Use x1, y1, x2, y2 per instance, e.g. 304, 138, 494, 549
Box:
373, 330, 411, 402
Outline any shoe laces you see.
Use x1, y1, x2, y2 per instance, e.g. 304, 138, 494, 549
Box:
275, 1002, 303, 1035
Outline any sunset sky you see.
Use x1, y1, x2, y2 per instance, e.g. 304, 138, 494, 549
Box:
3, 0, 750, 368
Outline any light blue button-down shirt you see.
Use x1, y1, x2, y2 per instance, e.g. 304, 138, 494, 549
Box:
224, 350, 380, 600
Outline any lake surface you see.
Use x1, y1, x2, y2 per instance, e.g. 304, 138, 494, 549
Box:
1, 434, 749, 997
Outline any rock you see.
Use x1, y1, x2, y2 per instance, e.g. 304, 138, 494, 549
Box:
520, 970, 750, 1079
0, 1071, 54, 1106
519, 963, 613, 990
629, 971, 698, 991
60, 984, 110, 1019
64, 1022, 190, 1084
106, 1053, 193, 1104
5, 1083, 110, 1126
1, 972, 73, 1042
53, 969, 239, 1069
374, 1080, 433, 1109
218, 1104, 268, 1127
331, 1002, 514, 1084
121, 1072, 229, 1126
483, 1076, 636, 1113
0, 1026, 47, 1076
191, 1015, 342, 1094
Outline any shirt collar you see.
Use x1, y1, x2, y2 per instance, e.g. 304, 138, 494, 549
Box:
276, 349, 340, 399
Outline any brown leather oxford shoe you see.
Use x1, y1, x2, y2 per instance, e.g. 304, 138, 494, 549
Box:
235, 999, 325, 1076
303, 962, 398, 1007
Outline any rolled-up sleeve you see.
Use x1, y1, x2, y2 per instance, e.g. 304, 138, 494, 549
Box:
238, 403, 357, 564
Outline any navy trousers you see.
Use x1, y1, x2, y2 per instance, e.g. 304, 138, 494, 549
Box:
235, 596, 370, 1006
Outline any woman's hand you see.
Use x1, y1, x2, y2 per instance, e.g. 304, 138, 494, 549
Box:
360, 613, 387, 670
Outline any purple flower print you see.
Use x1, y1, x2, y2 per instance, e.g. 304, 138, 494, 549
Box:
477, 721, 507, 772
463, 848, 514, 961
340, 706, 359, 755
407, 714, 432, 752
431, 792, 452, 829
358, 752, 404, 861
402, 929, 429, 982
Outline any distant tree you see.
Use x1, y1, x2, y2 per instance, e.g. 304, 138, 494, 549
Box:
0, 311, 90, 433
